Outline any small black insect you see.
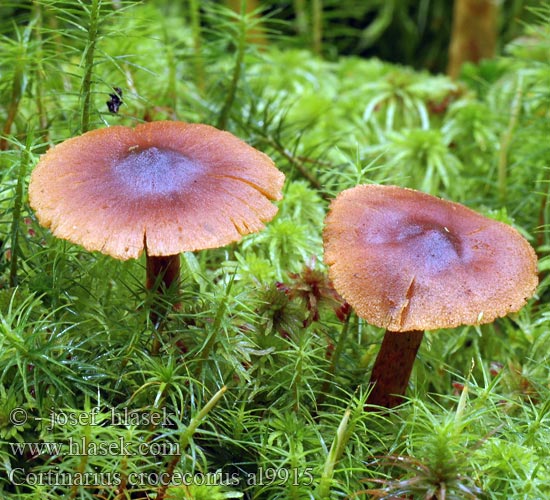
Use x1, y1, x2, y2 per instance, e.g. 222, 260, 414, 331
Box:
106, 87, 123, 113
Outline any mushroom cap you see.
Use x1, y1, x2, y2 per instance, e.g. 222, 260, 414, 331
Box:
29, 121, 285, 259
323, 185, 538, 332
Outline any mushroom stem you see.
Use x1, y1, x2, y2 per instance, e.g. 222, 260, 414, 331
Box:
146, 254, 181, 293
146, 253, 181, 331
366, 329, 424, 409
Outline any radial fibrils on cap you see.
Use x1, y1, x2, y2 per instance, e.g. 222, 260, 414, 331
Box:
29, 121, 285, 260
323, 184, 538, 332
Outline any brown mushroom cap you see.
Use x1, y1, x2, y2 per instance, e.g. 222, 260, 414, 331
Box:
29, 121, 285, 259
323, 185, 538, 332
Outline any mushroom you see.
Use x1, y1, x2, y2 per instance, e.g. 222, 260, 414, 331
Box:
323, 184, 538, 409
29, 121, 285, 327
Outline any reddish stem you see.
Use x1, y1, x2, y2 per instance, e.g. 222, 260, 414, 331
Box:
146, 254, 180, 292
146, 254, 181, 354
366, 330, 424, 410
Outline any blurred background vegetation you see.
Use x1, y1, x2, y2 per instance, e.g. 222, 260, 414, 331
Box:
1, 0, 544, 70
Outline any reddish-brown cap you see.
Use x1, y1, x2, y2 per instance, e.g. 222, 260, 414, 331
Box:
29, 121, 285, 259
323, 185, 538, 332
